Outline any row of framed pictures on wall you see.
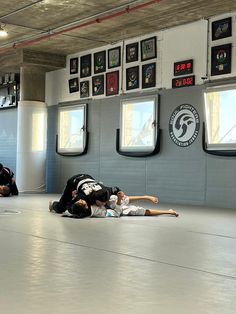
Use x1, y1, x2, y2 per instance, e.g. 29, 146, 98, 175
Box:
69, 36, 157, 77
211, 16, 233, 76
68, 16, 234, 95
69, 62, 156, 96
69, 71, 119, 97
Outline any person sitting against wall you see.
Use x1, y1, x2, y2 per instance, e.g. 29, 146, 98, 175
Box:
0, 185, 11, 197
49, 173, 122, 214
60, 191, 178, 219
0, 163, 19, 196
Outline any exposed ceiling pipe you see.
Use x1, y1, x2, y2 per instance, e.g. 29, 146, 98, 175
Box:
0, 0, 162, 54
0, 0, 44, 19
0, 0, 148, 47
0, 0, 143, 34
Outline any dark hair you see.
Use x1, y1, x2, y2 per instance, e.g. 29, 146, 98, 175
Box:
92, 189, 110, 203
111, 186, 121, 195
0, 163, 3, 171
69, 202, 91, 218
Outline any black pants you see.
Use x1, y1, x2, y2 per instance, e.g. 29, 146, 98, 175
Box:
10, 181, 19, 195
53, 174, 84, 213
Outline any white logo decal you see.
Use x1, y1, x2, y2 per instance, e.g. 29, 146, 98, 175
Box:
169, 104, 200, 147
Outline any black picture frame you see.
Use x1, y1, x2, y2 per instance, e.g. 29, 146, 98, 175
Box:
108, 47, 121, 69
80, 54, 91, 78
211, 44, 232, 76
94, 50, 106, 74
69, 78, 79, 93
106, 71, 119, 96
80, 80, 90, 98
212, 17, 232, 41
126, 66, 139, 90
92, 75, 104, 96
142, 63, 156, 89
126, 42, 139, 63
141, 36, 156, 61
70, 57, 78, 74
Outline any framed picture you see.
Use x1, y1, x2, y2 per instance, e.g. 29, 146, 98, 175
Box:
94, 50, 106, 74
70, 57, 78, 74
126, 66, 139, 90
92, 75, 104, 96
69, 78, 79, 93
212, 17, 232, 41
80, 54, 91, 78
211, 44, 232, 76
80, 81, 89, 98
142, 63, 156, 89
108, 47, 121, 69
141, 36, 156, 61
126, 42, 139, 63
106, 71, 119, 96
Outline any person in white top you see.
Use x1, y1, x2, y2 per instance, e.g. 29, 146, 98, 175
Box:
62, 192, 179, 218
108, 192, 179, 217
62, 192, 124, 218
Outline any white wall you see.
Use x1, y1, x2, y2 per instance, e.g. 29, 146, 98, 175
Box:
161, 20, 208, 88
45, 17, 219, 105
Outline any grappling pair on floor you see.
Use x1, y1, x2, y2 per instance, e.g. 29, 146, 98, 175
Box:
49, 174, 179, 218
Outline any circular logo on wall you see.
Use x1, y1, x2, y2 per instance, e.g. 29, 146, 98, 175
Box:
169, 104, 200, 147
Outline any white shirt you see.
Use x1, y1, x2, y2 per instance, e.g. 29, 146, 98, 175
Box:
90, 204, 122, 218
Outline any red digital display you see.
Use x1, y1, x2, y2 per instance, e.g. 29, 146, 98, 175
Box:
174, 59, 193, 76
172, 75, 195, 88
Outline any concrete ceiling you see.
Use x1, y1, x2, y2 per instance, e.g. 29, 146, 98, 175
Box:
0, 0, 236, 72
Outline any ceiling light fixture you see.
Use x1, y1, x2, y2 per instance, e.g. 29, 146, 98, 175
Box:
0, 24, 8, 37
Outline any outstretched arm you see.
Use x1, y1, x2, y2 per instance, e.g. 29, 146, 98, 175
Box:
128, 195, 159, 204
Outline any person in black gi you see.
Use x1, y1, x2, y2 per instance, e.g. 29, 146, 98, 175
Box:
0, 163, 19, 196
49, 174, 121, 214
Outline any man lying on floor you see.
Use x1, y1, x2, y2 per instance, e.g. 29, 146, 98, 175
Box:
51, 191, 179, 218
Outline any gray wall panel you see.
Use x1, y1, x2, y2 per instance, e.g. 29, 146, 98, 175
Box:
46, 85, 236, 209
100, 157, 147, 195
206, 156, 236, 208
46, 105, 57, 192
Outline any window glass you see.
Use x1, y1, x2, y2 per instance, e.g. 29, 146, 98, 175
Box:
204, 87, 236, 149
58, 105, 86, 153
121, 97, 156, 151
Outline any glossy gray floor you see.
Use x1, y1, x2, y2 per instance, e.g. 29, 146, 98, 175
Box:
0, 194, 235, 314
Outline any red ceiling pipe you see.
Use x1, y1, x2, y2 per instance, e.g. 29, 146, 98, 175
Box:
0, 0, 162, 53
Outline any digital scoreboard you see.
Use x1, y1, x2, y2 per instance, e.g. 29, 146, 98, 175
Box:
172, 75, 195, 88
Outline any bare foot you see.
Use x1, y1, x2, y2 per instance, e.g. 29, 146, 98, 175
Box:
49, 200, 54, 212
145, 196, 159, 204
168, 209, 179, 217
